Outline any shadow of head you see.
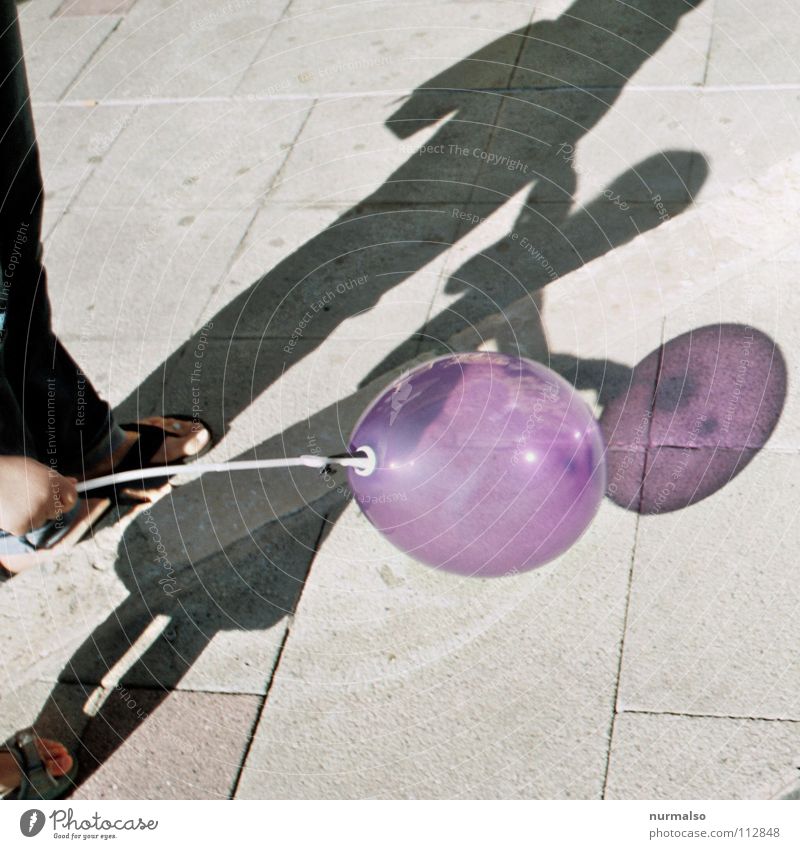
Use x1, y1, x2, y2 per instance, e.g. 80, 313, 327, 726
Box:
387, 0, 708, 137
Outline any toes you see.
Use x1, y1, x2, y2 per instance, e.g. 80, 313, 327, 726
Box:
148, 418, 210, 462
184, 425, 210, 455
46, 752, 73, 777
37, 740, 73, 777
38, 739, 65, 756
118, 417, 211, 473
61, 478, 79, 510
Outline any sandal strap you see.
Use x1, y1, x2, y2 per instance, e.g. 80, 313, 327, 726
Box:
3, 728, 58, 800
115, 424, 176, 476
0, 737, 27, 799
15, 728, 41, 799
83, 425, 173, 502
119, 414, 208, 443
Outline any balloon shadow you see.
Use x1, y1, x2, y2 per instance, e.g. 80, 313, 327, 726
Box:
599, 323, 787, 514
551, 323, 787, 514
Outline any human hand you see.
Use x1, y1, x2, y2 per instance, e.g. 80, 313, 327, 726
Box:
0, 456, 78, 536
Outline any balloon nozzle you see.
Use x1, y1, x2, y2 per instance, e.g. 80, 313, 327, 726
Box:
352, 445, 376, 476
318, 446, 376, 476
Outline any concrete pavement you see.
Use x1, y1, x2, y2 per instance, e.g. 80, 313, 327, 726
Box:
1, 0, 800, 799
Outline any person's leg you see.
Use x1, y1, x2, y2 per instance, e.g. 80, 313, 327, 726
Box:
0, 2, 205, 475
0, 8, 80, 748
0, 2, 208, 575
0, 0, 125, 476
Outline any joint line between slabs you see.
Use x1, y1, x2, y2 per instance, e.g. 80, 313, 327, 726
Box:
56, 15, 125, 102
600, 506, 641, 800
231, 0, 296, 98
228, 626, 291, 799
620, 708, 800, 725
229, 508, 332, 798
600, 321, 662, 802
34, 80, 800, 110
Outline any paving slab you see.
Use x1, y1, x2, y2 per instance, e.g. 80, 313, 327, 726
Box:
618, 452, 800, 721
19, 10, 120, 100
44, 206, 254, 354
611, 253, 800, 721
78, 100, 310, 210
72, 690, 261, 798
66, 0, 283, 100
692, 90, 800, 202
477, 148, 800, 380
33, 103, 137, 213
469, 89, 700, 208
235, 494, 636, 799
606, 712, 800, 799
658, 262, 800, 451
412, 176, 690, 388
51, 335, 184, 425
419, 197, 693, 369
238, 2, 534, 98
17, 0, 65, 20
0, 682, 93, 752
0, 544, 129, 689
56, 508, 327, 695
706, 0, 800, 85
56, 0, 137, 15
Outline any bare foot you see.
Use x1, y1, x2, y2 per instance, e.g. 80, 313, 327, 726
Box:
0, 738, 72, 797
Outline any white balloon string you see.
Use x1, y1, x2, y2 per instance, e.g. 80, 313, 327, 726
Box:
75, 453, 371, 494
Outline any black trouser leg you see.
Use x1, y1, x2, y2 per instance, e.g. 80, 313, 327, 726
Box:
0, 0, 117, 475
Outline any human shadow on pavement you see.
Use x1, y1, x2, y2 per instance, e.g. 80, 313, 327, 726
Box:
36, 0, 735, 792
118, 0, 710, 429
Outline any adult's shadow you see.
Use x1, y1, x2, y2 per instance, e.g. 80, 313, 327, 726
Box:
48, 0, 716, 790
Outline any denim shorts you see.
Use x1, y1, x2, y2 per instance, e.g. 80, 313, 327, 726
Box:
0, 506, 80, 554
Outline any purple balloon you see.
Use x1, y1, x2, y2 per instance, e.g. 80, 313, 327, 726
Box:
348, 352, 606, 577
